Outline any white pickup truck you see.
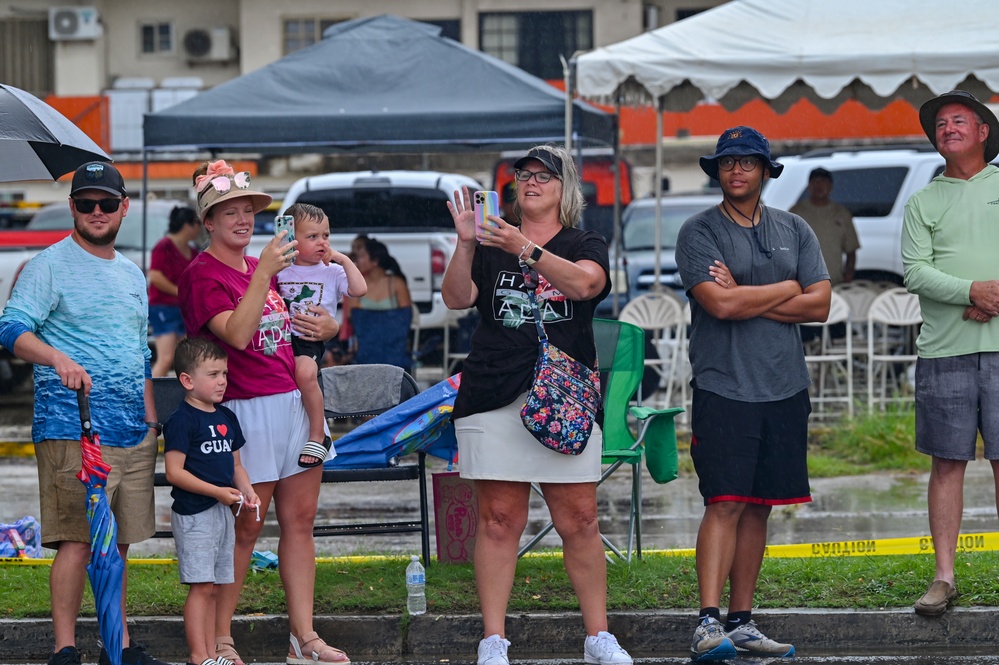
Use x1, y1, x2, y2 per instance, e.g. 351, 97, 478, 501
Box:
763, 146, 949, 284
254, 170, 482, 328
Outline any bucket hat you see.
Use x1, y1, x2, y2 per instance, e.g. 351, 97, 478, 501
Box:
918, 90, 999, 162
195, 160, 271, 222
71, 161, 127, 197
699, 126, 783, 180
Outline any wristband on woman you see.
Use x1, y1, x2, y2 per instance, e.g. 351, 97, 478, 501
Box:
518, 242, 534, 261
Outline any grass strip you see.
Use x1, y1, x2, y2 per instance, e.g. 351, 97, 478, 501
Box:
2, 551, 998, 619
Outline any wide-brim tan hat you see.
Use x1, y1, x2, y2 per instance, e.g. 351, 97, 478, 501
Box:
195, 160, 272, 221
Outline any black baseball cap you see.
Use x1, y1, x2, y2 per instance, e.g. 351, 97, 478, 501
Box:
808, 167, 833, 181
513, 146, 564, 178
71, 161, 127, 197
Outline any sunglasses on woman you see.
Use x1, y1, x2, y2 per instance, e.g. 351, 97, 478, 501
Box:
72, 198, 123, 214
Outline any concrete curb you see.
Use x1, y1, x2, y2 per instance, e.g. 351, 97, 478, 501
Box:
3, 608, 997, 662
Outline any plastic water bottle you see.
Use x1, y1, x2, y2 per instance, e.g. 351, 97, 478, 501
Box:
406, 555, 426, 615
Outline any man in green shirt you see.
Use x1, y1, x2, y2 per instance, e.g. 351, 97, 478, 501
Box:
902, 90, 999, 617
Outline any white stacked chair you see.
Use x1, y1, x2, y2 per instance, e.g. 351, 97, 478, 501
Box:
866, 287, 922, 411
618, 292, 686, 408
801, 291, 854, 418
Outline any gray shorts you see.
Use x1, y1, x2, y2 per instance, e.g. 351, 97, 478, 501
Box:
171, 502, 235, 585
915, 353, 999, 460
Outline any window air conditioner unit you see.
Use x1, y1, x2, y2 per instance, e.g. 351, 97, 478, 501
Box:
49, 7, 103, 41
183, 26, 234, 63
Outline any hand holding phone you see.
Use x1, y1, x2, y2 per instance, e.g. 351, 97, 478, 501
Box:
474, 191, 500, 242
274, 215, 296, 263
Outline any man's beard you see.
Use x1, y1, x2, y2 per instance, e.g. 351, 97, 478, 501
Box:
74, 220, 119, 247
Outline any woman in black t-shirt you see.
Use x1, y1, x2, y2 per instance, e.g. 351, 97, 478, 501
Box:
442, 146, 629, 665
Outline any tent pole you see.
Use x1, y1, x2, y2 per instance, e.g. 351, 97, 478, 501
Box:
141, 148, 149, 275
653, 96, 663, 292
562, 55, 573, 150
612, 101, 623, 317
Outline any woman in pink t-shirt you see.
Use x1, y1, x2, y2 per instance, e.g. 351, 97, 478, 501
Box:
148, 205, 201, 377
178, 160, 347, 665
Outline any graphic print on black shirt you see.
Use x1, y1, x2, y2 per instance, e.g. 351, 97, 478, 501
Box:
491, 269, 573, 329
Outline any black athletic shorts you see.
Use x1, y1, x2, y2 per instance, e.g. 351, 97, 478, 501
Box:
689, 388, 812, 506
291, 336, 326, 364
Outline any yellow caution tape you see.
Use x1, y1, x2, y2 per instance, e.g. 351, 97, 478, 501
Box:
3, 533, 998, 566
654, 532, 999, 558
0, 554, 411, 566
0, 441, 34, 457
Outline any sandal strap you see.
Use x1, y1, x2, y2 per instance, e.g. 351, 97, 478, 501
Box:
300, 440, 330, 460
297, 632, 349, 663
214, 636, 242, 665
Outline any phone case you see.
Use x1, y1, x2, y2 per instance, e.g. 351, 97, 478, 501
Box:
274, 214, 296, 262
474, 191, 500, 236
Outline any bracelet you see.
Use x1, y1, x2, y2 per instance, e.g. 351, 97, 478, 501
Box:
145, 421, 163, 435
518, 242, 534, 260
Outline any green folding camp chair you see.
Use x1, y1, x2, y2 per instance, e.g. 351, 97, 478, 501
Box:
517, 318, 684, 562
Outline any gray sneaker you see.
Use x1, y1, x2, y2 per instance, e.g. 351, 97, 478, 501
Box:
690, 617, 736, 662
477, 634, 511, 665
726, 621, 795, 657
584, 631, 633, 665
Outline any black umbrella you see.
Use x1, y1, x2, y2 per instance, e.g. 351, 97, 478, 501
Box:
0, 83, 111, 183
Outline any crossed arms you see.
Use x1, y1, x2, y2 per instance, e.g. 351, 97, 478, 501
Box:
690, 259, 831, 324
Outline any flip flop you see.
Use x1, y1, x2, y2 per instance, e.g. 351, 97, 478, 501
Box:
298, 436, 332, 468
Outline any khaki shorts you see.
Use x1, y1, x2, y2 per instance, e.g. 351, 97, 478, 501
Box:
36, 429, 158, 548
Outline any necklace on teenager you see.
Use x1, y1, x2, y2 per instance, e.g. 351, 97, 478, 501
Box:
720, 196, 772, 259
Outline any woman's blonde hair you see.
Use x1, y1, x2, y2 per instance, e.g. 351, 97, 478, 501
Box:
513, 145, 585, 228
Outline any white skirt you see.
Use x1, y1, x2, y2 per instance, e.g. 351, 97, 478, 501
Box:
455, 392, 602, 483
223, 390, 331, 484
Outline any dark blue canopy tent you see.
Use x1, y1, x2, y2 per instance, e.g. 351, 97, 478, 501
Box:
142, 14, 616, 153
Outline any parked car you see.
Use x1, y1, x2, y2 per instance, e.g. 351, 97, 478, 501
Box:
253, 170, 482, 328
763, 146, 949, 284
604, 193, 721, 312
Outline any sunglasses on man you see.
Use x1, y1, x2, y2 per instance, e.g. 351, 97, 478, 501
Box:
72, 198, 123, 214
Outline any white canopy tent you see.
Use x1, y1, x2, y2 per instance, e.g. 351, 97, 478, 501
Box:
575, 0, 999, 285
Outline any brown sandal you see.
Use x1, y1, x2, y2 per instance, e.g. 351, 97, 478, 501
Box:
288, 631, 350, 664
215, 636, 243, 665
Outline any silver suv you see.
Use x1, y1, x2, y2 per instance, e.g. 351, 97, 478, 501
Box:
763, 146, 948, 284
608, 193, 720, 309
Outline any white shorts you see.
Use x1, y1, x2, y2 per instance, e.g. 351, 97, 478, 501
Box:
455, 392, 602, 483
223, 390, 332, 484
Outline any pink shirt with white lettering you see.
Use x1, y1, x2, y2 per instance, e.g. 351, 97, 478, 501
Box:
179, 252, 297, 400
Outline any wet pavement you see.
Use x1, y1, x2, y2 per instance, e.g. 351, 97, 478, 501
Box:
1, 434, 997, 558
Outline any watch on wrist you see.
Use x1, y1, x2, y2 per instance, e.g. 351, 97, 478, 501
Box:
146, 421, 163, 435
523, 245, 544, 266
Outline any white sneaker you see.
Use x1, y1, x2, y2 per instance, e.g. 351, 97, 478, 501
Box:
726, 620, 794, 657
584, 631, 633, 665
477, 634, 511, 665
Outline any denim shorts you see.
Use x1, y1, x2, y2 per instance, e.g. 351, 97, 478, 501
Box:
915, 353, 999, 460
149, 304, 186, 337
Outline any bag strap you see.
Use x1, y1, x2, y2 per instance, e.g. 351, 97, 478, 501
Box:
519, 261, 548, 342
